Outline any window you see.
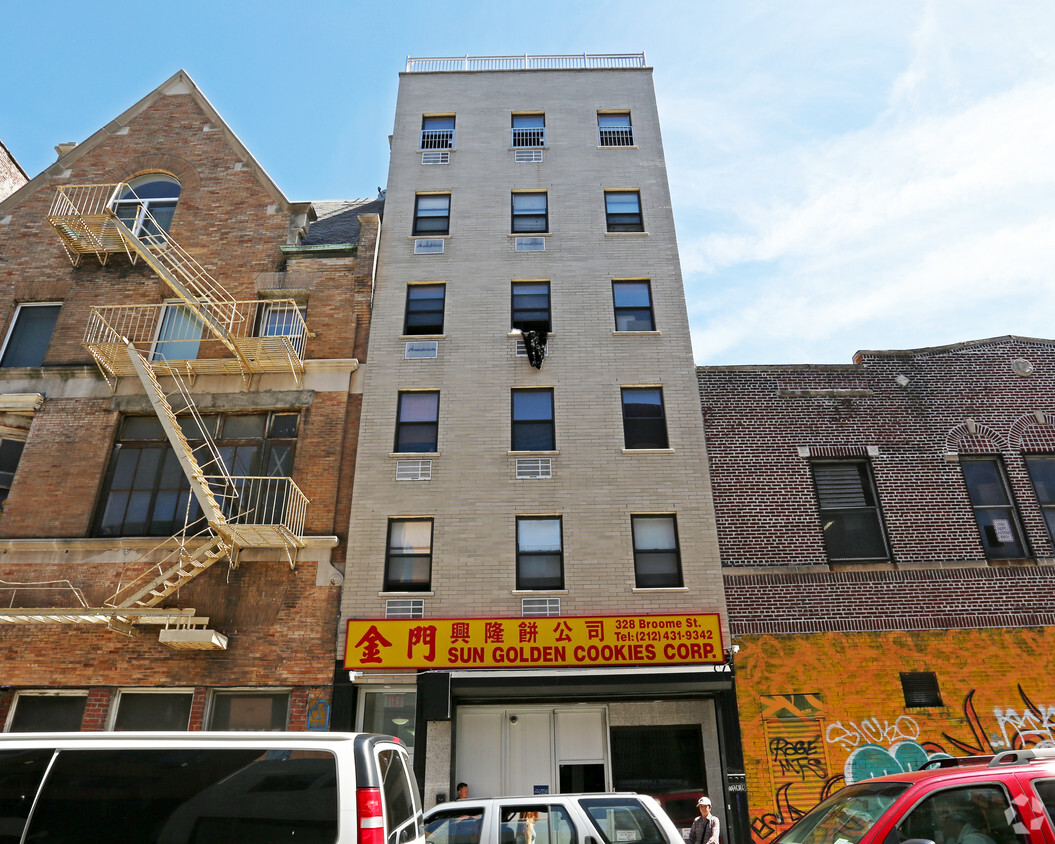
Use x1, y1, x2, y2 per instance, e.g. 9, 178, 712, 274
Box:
420, 115, 454, 149
621, 388, 668, 449
95, 412, 298, 537
413, 194, 451, 236
512, 113, 545, 147
359, 688, 417, 752
512, 389, 555, 451
598, 112, 634, 146
497, 805, 575, 844
385, 519, 433, 592
395, 391, 439, 453
511, 281, 551, 333
112, 175, 181, 240
379, 748, 423, 844
152, 300, 203, 362
207, 690, 290, 730
0, 437, 25, 511
0, 303, 60, 368
812, 461, 890, 562
632, 515, 682, 588
424, 808, 485, 844
8, 693, 86, 731
962, 457, 1027, 558
112, 691, 193, 730
605, 191, 643, 232
900, 672, 942, 707
512, 192, 548, 233
1025, 455, 1055, 543
612, 281, 655, 331
255, 301, 306, 338
517, 516, 563, 590
404, 284, 445, 335
899, 786, 1022, 844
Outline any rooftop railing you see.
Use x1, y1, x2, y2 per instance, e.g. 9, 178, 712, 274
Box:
406, 53, 646, 73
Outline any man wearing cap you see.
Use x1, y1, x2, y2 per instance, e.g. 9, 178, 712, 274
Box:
690, 797, 719, 844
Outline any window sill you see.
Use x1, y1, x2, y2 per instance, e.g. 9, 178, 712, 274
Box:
612, 330, 660, 336
605, 231, 648, 237
631, 586, 689, 593
409, 235, 451, 240
389, 451, 439, 458
509, 146, 549, 151
622, 448, 674, 454
401, 334, 446, 340
597, 145, 639, 150
379, 590, 435, 597
508, 450, 559, 456
417, 148, 454, 153
509, 330, 554, 338
512, 589, 568, 595
508, 232, 551, 238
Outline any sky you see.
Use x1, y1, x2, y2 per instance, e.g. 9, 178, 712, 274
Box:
2, 0, 1053, 366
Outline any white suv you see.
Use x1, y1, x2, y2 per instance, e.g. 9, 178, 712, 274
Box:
424, 793, 683, 844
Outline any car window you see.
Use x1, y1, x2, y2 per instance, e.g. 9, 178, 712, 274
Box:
426, 808, 484, 844
380, 748, 423, 844
896, 785, 1026, 844
499, 804, 576, 844
1032, 780, 1055, 828
578, 797, 667, 844
0, 748, 53, 842
779, 782, 908, 844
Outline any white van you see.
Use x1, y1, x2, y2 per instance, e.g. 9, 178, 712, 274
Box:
0, 731, 424, 844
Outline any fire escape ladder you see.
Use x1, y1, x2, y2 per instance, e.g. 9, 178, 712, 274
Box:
126, 344, 236, 532
105, 532, 230, 611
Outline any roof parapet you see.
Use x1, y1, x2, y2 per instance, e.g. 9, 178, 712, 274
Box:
405, 53, 646, 72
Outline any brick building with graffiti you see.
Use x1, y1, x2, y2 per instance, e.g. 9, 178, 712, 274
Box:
698, 335, 1055, 844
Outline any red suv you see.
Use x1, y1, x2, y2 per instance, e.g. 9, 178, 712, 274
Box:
777, 749, 1055, 844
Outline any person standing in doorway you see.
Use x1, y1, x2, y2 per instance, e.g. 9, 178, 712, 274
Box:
690, 797, 719, 844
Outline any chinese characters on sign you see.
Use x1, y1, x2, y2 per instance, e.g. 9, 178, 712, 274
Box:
344, 613, 723, 669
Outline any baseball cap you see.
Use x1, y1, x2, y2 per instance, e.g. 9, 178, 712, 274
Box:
697, 797, 711, 806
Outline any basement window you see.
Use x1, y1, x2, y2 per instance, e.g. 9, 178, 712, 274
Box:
900, 671, 943, 707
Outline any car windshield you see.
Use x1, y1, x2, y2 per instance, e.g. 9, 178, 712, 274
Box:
778, 782, 910, 844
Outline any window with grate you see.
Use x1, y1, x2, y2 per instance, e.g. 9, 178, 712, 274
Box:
900, 672, 943, 707
812, 461, 890, 562
95, 412, 298, 537
512, 113, 545, 147
598, 112, 634, 147
420, 115, 454, 150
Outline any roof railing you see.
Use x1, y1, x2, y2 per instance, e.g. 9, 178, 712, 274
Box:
406, 53, 646, 73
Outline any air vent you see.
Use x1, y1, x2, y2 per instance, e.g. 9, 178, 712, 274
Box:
522, 597, 560, 617
515, 237, 545, 252
515, 338, 549, 358
514, 149, 544, 163
405, 340, 438, 359
396, 459, 433, 481
422, 151, 451, 165
900, 671, 943, 707
386, 599, 425, 619
414, 239, 444, 254
516, 457, 552, 479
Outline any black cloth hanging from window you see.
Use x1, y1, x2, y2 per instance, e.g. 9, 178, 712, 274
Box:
522, 330, 547, 369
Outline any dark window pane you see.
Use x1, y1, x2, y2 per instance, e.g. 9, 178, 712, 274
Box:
512, 282, 551, 332
813, 462, 889, 562
113, 692, 193, 730
613, 282, 654, 331
622, 389, 667, 449
962, 460, 1011, 505
1, 305, 61, 368
512, 193, 548, 233
1026, 456, 1055, 544
386, 519, 432, 591
609, 726, 705, 828
405, 285, 445, 335
961, 458, 1025, 558
9, 695, 86, 731
208, 692, 290, 730
605, 192, 643, 232
513, 390, 554, 451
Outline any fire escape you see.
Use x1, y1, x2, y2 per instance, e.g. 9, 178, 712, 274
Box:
0, 184, 311, 649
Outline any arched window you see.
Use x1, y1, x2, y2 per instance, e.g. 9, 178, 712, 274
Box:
112, 175, 181, 240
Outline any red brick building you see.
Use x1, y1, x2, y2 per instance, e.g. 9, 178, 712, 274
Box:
698, 336, 1055, 843
0, 139, 27, 202
0, 70, 379, 731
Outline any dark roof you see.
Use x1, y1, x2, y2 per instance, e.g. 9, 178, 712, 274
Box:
303, 197, 384, 245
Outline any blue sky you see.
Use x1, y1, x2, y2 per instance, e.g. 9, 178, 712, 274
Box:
3, 0, 1053, 365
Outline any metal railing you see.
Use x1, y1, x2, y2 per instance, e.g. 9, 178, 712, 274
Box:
406, 53, 646, 72
48, 183, 122, 218
207, 475, 308, 539
512, 128, 546, 148
599, 126, 635, 146
84, 299, 307, 365
420, 129, 454, 149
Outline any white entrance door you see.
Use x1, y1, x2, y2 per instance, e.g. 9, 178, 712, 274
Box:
455, 705, 608, 797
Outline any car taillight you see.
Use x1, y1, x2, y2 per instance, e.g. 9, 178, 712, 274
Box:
357, 787, 385, 844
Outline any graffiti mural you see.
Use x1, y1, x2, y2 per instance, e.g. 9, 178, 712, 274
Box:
735, 628, 1055, 844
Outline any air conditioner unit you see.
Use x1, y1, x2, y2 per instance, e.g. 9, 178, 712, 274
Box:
422, 151, 451, 165
516, 457, 552, 479
514, 149, 544, 163
386, 599, 425, 619
396, 459, 433, 481
521, 597, 560, 617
